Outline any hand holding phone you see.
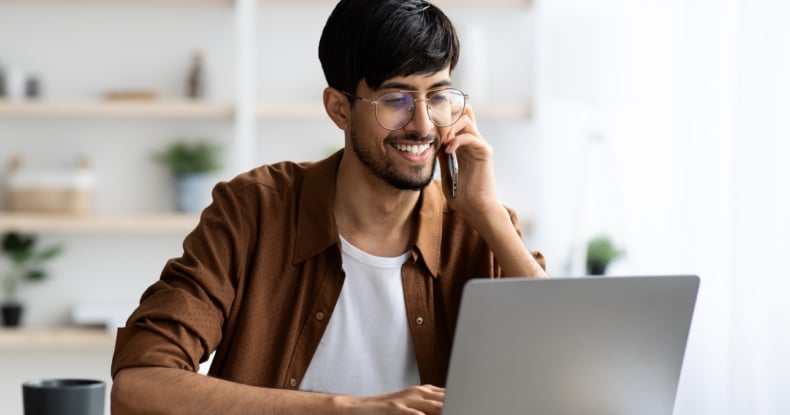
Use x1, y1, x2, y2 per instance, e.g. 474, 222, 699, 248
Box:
447, 152, 458, 199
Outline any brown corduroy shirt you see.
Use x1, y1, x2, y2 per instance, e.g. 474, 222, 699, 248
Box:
111, 150, 545, 390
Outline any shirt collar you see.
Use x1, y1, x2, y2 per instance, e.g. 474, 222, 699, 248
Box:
293, 150, 343, 265
293, 149, 445, 279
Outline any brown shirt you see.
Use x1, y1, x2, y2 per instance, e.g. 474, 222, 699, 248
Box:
111, 150, 545, 389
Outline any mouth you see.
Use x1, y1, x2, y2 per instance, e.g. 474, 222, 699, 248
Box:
390, 141, 434, 156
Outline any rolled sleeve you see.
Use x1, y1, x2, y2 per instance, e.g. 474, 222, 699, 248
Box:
111, 180, 254, 378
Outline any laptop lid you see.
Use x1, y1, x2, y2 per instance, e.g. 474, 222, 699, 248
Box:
442, 275, 699, 415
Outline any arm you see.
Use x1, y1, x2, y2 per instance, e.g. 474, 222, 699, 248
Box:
112, 367, 445, 415
439, 105, 548, 278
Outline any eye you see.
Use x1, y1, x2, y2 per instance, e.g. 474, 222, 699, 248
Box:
380, 93, 413, 110
429, 92, 450, 105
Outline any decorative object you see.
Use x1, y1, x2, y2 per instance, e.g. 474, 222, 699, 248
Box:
154, 140, 222, 212
5, 156, 95, 214
585, 235, 623, 275
186, 50, 205, 99
1, 231, 63, 327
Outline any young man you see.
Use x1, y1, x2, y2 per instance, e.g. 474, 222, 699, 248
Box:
110, 0, 546, 414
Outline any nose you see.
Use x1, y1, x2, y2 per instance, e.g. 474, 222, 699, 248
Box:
405, 98, 434, 136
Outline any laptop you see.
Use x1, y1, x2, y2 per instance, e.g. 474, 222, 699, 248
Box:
442, 275, 699, 415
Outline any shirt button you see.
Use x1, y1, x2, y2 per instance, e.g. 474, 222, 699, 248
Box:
289, 378, 298, 388
315, 311, 325, 321
416, 316, 424, 325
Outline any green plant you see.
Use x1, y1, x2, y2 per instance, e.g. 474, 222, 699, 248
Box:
585, 235, 623, 275
2, 232, 63, 302
154, 140, 222, 176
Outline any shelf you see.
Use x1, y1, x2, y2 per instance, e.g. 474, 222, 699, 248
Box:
0, 327, 115, 350
0, 212, 200, 233
0, 0, 233, 4
257, 0, 531, 5
0, 99, 235, 120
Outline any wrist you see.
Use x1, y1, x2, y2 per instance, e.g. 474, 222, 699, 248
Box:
329, 393, 358, 415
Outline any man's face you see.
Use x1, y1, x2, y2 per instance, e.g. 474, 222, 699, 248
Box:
348, 67, 452, 191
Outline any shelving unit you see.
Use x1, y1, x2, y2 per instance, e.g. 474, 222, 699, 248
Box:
0, 327, 115, 350
0, 0, 535, 323
0, 99, 235, 119
0, 212, 199, 233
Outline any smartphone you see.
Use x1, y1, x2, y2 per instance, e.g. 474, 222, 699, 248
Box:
447, 152, 458, 199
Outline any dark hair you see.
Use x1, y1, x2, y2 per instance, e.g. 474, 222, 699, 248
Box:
318, 0, 460, 95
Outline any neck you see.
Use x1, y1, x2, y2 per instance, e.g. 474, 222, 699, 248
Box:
334, 153, 421, 257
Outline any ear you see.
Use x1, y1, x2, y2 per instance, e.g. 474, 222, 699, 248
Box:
323, 87, 351, 131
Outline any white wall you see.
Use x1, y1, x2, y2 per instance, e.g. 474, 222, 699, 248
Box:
535, 0, 789, 414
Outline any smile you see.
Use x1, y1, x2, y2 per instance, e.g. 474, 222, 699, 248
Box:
391, 142, 433, 156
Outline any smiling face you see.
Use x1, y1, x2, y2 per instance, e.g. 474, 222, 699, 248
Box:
347, 67, 451, 191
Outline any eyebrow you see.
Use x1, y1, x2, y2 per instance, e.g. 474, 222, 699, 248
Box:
379, 79, 452, 91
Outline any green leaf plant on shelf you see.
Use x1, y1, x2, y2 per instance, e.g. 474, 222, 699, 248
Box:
1, 231, 63, 327
153, 140, 223, 213
585, 235, 624, 276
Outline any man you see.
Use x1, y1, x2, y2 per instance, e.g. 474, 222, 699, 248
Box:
110, 0, 546, 414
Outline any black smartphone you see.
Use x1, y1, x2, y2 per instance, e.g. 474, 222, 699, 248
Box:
447, 152, 458, 199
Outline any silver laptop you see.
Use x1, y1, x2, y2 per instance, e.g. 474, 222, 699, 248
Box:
442, 275, 699, 415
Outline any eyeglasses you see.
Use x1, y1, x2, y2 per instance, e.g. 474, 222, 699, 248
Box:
342, 88, 469, 131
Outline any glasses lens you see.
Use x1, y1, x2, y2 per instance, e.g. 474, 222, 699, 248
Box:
376, 92, 415, 130
428, 89, 466, 127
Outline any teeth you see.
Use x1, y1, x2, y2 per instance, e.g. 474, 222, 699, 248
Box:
393, 143, 431, 155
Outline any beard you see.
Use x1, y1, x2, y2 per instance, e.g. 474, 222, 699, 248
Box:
350, 124, 439, 191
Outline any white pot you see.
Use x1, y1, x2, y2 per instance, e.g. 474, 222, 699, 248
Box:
175, 174, 213, 213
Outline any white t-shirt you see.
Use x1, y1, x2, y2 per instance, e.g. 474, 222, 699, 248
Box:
298, 235, 421, 395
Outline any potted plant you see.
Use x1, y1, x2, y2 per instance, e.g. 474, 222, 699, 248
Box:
153, 140, 222, 213
1, 231, 63, 327
585, 235, 623, 275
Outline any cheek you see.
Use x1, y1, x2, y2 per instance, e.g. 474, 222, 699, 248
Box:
350, 113, 390, 146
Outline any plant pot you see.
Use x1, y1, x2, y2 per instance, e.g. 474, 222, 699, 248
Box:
587, 264, 607, 276
1, 302, 24, 327
175, 174, 213, 213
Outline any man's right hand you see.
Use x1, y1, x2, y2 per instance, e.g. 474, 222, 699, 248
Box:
113, 367, 445, 415
343, 385, 445, 415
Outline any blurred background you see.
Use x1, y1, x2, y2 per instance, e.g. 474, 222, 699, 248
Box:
0, 0, 787, 414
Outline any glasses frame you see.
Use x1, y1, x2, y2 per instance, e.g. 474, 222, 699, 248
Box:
342, 88, 469, 131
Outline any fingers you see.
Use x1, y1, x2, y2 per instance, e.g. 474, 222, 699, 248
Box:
406, 385, 445, 415
441, 106, 483, 155
360, 384, 445, 415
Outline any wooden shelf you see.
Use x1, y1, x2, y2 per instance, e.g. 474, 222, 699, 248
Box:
0, 99, 235, 119
0, 327, 115, 350
0, 212, 200, 233
0, 0, 233, 4
258, 0, 531, 5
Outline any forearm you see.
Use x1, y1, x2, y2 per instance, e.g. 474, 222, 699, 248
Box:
472, 206, 547, 278
112, 367, 348, 415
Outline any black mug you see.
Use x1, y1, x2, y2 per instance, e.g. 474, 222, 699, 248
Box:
22, 379, 105, 415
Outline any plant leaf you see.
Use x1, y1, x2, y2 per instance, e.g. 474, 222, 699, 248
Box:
37, 245, 64, 261
25, 269, 48, 282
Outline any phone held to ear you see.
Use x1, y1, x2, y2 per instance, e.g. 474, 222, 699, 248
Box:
447, 152, 458, 199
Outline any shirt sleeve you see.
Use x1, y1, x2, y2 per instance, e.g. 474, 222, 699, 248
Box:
111, 179, 254, 377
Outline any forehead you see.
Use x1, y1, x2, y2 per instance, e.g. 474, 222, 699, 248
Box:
367, 67, 453, 92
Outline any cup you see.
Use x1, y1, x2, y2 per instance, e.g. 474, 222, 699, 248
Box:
22, 379, 105, 415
